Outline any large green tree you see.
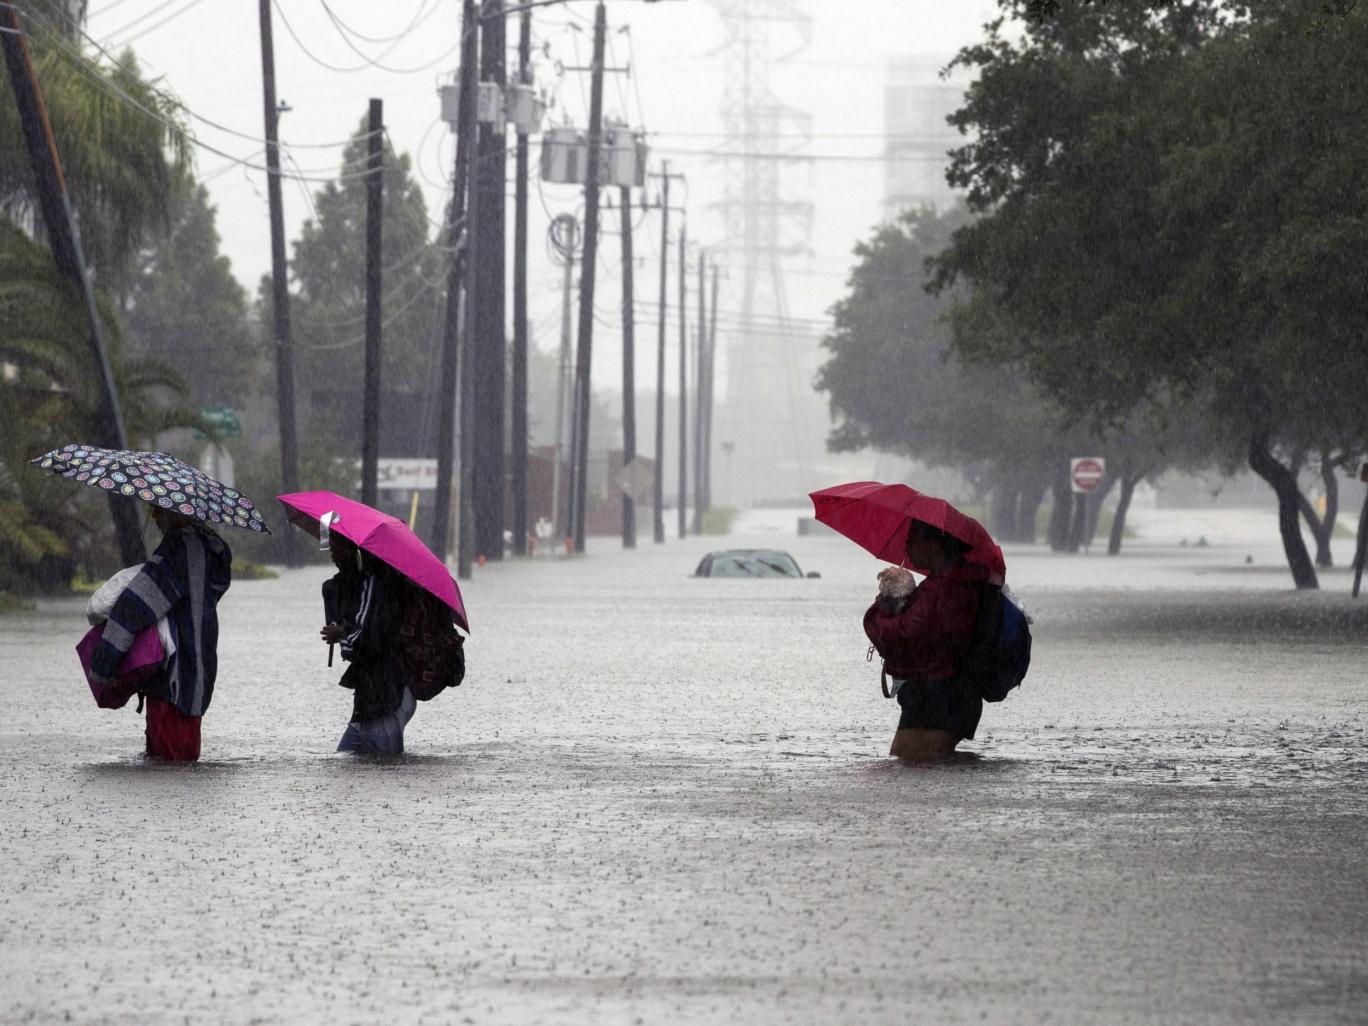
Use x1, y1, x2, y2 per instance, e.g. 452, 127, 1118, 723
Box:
1, 21, 195, 591
933, 0, 1368, 587
120, 183, 257, 407
284, 122, 446, 423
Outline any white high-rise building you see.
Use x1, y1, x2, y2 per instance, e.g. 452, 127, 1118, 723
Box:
883, 56, 968, 220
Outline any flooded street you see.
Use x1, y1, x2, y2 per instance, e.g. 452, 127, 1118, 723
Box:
3, 510, 1367, 1025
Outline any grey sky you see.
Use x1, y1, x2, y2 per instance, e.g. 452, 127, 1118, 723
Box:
86, 0, 996, 393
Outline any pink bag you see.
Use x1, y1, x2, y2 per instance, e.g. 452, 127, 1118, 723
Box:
75, 624, 165, 709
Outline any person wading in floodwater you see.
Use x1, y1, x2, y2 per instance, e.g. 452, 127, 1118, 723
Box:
863, 519, 986, 762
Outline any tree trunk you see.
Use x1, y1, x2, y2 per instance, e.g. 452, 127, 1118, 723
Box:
1047, 466, 1073, 552
989, 482, 1018, 542
1295, 490, 1332, 569
1320, 453, 1339, 568
1016, 478, 1048, 544
1083, 471, 1118, 549
1108, 474, 1141, 555
1248, 430, 1318, 589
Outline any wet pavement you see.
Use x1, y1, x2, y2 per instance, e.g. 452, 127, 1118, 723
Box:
2, 508, 1367, 1024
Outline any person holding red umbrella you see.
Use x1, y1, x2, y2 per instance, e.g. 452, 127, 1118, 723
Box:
810, 481, 1011, 764
863, 519, 989, 762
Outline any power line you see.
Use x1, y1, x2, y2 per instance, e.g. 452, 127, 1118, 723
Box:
271, 0, 460, 75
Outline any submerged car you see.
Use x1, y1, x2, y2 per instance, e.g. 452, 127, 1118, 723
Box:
693, 549, 820, 579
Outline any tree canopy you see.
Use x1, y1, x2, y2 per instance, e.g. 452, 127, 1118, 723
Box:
931, 0, 1368, 586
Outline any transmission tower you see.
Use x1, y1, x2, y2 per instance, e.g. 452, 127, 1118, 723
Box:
705, 0, 815, 505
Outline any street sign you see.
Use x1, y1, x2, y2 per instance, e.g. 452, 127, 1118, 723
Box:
377, 458, 438, 491
616, 458, 654, 501
193, 406, 241, 439
1070, 456, 1106, 493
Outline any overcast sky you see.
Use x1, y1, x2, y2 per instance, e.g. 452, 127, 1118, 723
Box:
80, 0, 997, 393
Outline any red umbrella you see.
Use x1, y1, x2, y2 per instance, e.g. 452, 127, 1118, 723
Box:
809, 481, 1005, 584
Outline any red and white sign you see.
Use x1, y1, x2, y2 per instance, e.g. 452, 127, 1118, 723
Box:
1070, 457, 1106, 494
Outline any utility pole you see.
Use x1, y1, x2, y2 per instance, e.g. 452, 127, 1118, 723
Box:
619, 185, 637, 548
473, 0, 506, 562
457, 3, 484, 580
360, 98, 384, 508
692, 249, 705, 534
510, 3, 532, 557
567, 0, 608, 554
651, 168, 671, 544
432, 0, 478, 570
1, 7, 144, 565
648, 163, 684, 544
257, 0, 301, 568
676, 222, 688, 539
549, 215, 578, 544
703, 261, 720, 513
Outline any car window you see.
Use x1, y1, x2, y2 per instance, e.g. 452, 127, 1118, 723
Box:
709, 553, 799, 578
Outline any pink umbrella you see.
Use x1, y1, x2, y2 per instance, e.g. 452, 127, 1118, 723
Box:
809, 480, 1005, 585
277, 491, 469, 631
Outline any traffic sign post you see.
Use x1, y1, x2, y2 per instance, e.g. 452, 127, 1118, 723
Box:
1070, 456, 1106, 494
1067, 456, 1106, 554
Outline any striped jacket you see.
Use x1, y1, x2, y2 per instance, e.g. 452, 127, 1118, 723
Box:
90, 526, 232, 717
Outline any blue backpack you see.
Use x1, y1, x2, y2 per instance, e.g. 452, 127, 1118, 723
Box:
960, 585, 1032, 702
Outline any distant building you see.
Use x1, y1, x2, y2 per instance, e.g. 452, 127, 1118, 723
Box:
883, 56, 968, 220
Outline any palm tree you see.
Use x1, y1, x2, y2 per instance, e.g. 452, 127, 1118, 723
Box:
0, 18, 189, 280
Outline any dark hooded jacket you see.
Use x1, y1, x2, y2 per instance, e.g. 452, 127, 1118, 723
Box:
326, 567, 408, 722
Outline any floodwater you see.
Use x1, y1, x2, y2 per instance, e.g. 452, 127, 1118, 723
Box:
2, 507, 1367, 1025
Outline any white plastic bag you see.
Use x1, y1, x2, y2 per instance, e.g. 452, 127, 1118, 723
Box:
86, 564, 176, 662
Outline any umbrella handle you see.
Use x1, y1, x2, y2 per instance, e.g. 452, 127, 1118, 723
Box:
328, 643, 334, 667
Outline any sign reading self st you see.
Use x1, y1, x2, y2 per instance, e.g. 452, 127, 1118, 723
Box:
1070, 457, 1106, 494
377, 458, 438, 491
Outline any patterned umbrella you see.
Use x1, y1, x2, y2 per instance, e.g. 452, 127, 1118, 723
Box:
31, 443, 270, 533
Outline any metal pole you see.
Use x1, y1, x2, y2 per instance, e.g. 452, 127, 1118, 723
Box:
360, 98, 384, 508
433, 0, 478, 566
568, 0, 607, 554
652, 168, 670, 544
511, 3, 532, 556
704, 262, 719, 512
692, 249, 705, 534
1, 9, 144, 564
677, 221, 687, 539
257, 0, 301, 567
620, 185, 637, 548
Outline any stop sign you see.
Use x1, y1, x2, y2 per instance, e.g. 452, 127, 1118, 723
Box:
1070, 457, 1106, 493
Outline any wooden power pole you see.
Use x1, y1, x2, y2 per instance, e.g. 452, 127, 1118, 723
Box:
567, 0, 607, 554
360, 98, 384, 508
257, 0, 301, 567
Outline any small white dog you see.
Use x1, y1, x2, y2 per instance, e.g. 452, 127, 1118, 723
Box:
876, 565, 917, 612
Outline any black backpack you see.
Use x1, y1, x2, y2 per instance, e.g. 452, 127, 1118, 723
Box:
958, 585, 1032, 702
398, 589, 466, 701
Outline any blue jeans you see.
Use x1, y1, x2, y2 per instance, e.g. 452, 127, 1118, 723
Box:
337, 687, 417, 754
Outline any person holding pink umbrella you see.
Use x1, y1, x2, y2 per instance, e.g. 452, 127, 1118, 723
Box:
319, 530, 416, 754
279, 491, 467, 755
